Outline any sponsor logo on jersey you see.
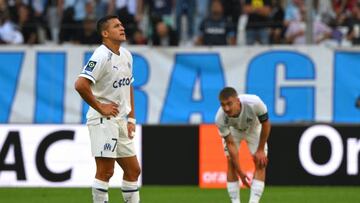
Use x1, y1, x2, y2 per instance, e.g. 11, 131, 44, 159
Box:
85, 60, 97, 72
104, 143, 112, 151
113, 77, 132, 88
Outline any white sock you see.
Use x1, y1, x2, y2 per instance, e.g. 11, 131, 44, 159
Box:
227, 181, 240, 203
121, 180, 140, 203
92, 179, 109, 203
249, 179, 265, 203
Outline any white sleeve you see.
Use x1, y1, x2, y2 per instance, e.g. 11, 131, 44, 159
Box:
254, 96, 269, 122
124, 48, 135, 84
79, 51, 106, 84
129, 53, 134, 84
215, 109, 230, 137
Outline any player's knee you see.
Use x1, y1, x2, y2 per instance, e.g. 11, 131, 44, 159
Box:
132, 165, 141, 178
104, 170, 114, 180
125, 166, 141, 179
96, 169, 114, 181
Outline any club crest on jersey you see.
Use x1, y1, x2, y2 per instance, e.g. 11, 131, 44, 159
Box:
85, 60, 97, 72
104, 143, 112, 151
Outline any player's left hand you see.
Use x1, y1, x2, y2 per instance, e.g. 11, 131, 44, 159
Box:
253, 150, 268, 169
127, 122, 135, 139
238, 170, 251, 188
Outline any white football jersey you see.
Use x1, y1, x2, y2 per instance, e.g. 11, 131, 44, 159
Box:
79, 45, 134, 121
215, 94, 268, 138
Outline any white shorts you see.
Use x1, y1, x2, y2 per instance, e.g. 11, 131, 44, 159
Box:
87, 117, 136, 158
223, 129, 268, 156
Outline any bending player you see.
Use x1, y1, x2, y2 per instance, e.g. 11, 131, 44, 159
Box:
215, 87, 271, 203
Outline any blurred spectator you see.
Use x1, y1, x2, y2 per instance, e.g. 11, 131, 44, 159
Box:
77, 17, 100, 44
147, 0, 173, 25
0, 10, 24, 44
269, 0, 284, 44
332, 0, 357, 26
345, 2, 360, 45
8, 0, 24, 23
130, 28, 148, 45
196, 0, 236, 46
85, 0, 96, 19
285, 8, 332, 45
328, 20, 344, 45
111, 0, 142, 43
314, 0, 344, 46
15, 0, 47, 26
18, 4, 39, 44
333, 0, 357, 16
243, 0, 272, 45
314, 0, 336, 24
8, 0, 45, 15
58, 1, 77, 43
0, 0, 7, 11
193, 0, 209, 38
221, 0, 241, 31
284, 0, 304, 26
94, 0, 114, 20
62, 0, 89, 22
58, 0, 90, 43
175, 0, 195, 42
152, 21, 178, 46
43, 0, 62, 43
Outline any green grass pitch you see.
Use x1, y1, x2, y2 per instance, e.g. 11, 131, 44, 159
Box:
0, 186, 359, 203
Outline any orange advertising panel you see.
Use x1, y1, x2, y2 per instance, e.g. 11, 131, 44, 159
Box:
199, 124, 255, 188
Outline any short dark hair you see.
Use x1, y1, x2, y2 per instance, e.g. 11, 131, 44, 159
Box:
219, 87, 238, 100
96, 15, 119, 37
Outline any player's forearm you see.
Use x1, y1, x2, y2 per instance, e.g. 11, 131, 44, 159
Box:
226, 138, 241, 172
257, 120, 271, 151
128, 86, 135, 119
229, 146, 241, 171
75, 79, 101, 114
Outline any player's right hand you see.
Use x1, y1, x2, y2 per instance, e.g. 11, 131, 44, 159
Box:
238, 170, 251, 188
98, 102, 119, 117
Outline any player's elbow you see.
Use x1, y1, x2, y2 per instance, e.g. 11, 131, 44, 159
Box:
74, 78, 85, 93
74, 79, 81, 92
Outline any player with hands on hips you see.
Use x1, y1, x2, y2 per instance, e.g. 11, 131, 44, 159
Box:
75, 15, 140, 203
215, 87, 271, 203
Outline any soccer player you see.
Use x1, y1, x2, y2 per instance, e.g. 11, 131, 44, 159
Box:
215, 87, 271, 203
75, 15, 140, 203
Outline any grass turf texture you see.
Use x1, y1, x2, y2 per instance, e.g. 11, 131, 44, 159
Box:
0, 186, 359, 203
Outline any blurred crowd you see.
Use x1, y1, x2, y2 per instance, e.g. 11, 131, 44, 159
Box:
1, 0, 360, 46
